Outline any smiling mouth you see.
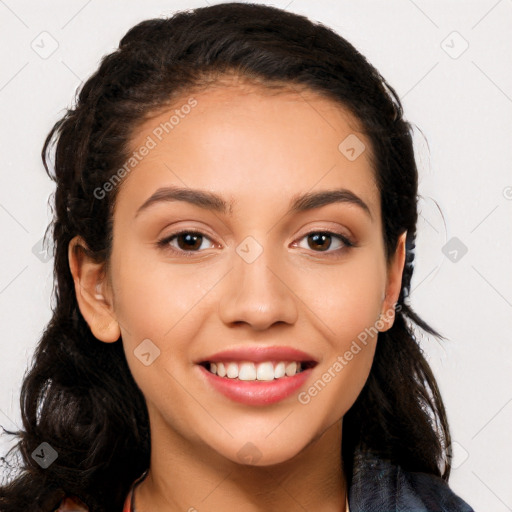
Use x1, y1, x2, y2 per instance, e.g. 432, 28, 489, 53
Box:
198, 360, 317, 381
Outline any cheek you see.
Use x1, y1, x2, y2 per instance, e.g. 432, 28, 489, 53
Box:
296, 340, 377, 431
308, 249, 386, 344
112, 245, 210, 340
294, 252, 385, 418
297, 286, 382, 426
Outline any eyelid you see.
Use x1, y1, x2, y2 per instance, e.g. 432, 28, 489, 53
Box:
295, 225, 354, 244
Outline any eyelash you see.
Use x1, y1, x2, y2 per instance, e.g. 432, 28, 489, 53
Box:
156, 229, 355, 258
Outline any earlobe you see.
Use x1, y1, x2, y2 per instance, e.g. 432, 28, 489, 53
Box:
68, 235, 121, 343
378, 231, 407, 332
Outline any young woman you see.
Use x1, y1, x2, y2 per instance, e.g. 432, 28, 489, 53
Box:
0, 3, 475, 511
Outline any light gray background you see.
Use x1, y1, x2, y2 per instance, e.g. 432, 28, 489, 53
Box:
1, 1, 511, 510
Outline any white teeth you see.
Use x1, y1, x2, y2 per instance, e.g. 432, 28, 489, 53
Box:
256, 362, 274, 381
274, 362, 286, 379
207, 361, 304, 380
226, 362, 239, 379
216, 362, 226, 377
238, 362, 256, 381
285, 362, 297, 377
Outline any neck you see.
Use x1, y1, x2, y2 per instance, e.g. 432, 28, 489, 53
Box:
135, 408, 347, 512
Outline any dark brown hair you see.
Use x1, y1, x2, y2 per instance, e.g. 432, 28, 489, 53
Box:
0, 3, 450, 511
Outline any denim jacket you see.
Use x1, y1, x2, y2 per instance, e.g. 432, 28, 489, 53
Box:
348, 449, 475, 512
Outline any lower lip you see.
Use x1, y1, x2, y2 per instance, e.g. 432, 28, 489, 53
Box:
197, 365, 313, 406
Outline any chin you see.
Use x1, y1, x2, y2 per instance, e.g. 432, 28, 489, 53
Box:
209, 430, 317, 468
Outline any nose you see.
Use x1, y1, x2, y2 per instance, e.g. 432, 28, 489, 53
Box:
218, 247, 298, 331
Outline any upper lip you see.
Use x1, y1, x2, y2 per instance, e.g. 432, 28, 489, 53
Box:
197, 346, 318, 364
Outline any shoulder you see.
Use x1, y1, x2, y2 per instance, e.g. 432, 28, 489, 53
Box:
349, 450, 475, 512
52, 487, 132, 512
122, 487, 132, 512
53, 495, 89, 511
53, 471, 142, 512
396, 466, 475, 512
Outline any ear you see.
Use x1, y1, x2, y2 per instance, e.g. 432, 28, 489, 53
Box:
68, 235, 120, 343
377, 231, 407, 332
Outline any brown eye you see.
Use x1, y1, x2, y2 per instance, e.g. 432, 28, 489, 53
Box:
307, 233, 334, 252
296, 231, 354, 255
157, 230, 215, 256
175, 232, 204, 251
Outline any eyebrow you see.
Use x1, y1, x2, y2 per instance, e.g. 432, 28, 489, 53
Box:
134, 185, 373, 220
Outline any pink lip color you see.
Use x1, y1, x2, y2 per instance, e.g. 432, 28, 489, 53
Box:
198, 346, 316, 364
197, 364, 313, 406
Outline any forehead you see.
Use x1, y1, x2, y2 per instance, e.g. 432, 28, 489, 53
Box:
116, 81, 379, 219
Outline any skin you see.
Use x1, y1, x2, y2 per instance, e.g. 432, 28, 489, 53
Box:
68, 79, 406, 512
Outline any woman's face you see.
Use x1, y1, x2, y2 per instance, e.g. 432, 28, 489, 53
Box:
78, 82, 405, 466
